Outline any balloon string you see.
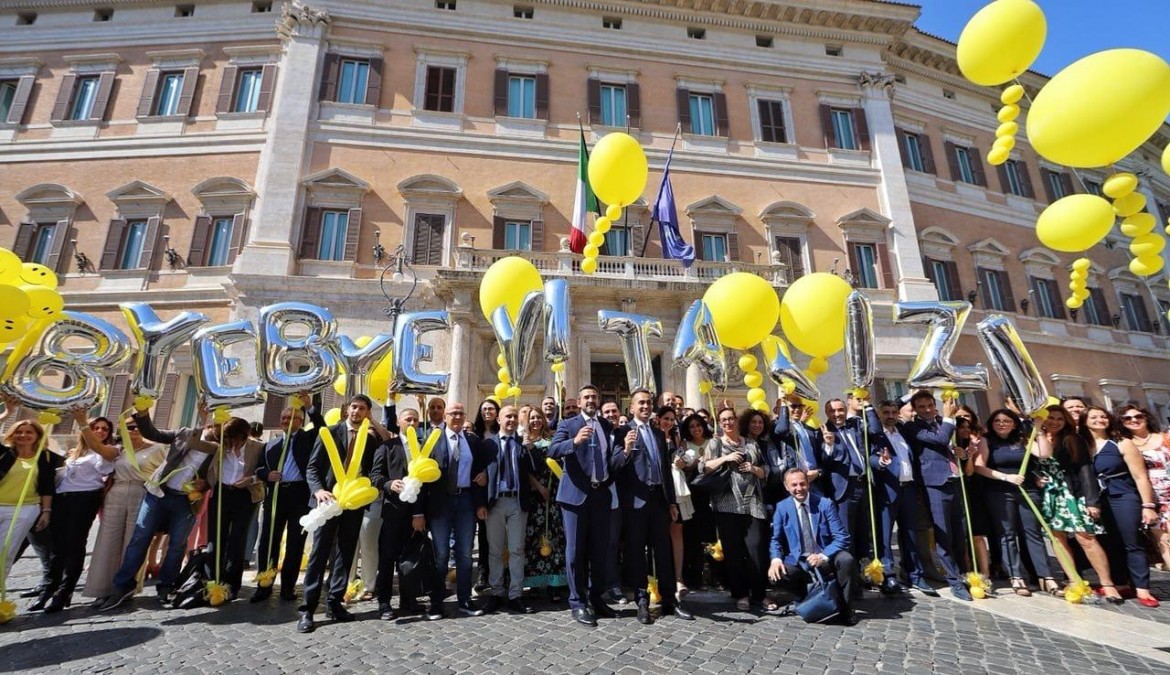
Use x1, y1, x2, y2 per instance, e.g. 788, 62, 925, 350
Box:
952, 428, 980, 574
1017, 482, 1083, 586
214, 423, 224, 584
0, 433, 47, 601
862, 413, 879, 563
261, 413, 298, 576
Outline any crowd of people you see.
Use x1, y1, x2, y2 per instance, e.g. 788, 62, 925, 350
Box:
0, 384, 1166, 632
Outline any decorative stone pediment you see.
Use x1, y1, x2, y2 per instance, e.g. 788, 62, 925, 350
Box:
15, 183, 82, 222
302, 167, 369, 191
192, 177, 254, 215
1018, 247, 1059, 266
967, 237, 1010, 271
759, 201, 814, 222
106, 180, 171, 219
398, 174, 463, 202
685, 195, 742, 218
835, 207, 890, 230
487, 181, 548, 206
919, 226, 959, 261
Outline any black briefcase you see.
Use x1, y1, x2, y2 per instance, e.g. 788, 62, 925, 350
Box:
397, 532, 436, 599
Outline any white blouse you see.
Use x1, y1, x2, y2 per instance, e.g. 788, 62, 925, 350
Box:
56, 451, 114, 493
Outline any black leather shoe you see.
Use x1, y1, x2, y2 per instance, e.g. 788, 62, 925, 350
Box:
325, 602, 355, 622
592, 603, 617, 619
27, 590, 52, 612
426, 602, 444, 620
251, 586, 273, 603
400, 599, 423, 614
636, 601, 654, 625
507, 598, 535, 614
279, 589, 297, 602
43, 591, 71, 614
841, 611, 860, 626
481, 596, 503, 614
379, 604, 397, 621
880, 578, 905, 596
572, 607, 597, 627
20, 586, 44, 599
296, 612, 315, 633
663, 602, 695, 621
458, 601, 484, 617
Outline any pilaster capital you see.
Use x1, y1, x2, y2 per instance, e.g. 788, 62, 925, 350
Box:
857, 71, 896, 98
277, 2, 332, 41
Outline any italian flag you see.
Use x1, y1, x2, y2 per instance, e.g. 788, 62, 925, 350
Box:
570, 129, 597, 254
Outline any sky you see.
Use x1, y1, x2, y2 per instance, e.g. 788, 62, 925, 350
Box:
909, 0, 1170, 78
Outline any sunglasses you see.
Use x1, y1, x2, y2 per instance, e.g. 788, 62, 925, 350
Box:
1121, 414, 1146, 422
125, 425, 139, 431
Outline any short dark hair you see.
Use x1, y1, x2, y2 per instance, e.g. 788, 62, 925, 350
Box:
249, 421, 264, 438
909, 390, 935, 406
878, 399, 901, 410
655, 405, 676, 419
824, 397, 846, 411
578, 384, 599, 395
783, 467, 808, 483
349, 394, 374, 410
630, 387, 653, 400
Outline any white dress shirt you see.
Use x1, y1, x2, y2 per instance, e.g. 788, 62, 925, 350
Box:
55, 451, 113, 493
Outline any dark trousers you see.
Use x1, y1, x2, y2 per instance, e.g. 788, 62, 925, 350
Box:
785, 551, 857, 613
1101, 492, 1150, 589
713, 511, 766, 603
623, 491, 677, 607
428, 492, 477, 605
207, 486, 258, 593
300, 507, 363, 613
375, 505, 415, 606
476, 518, 490, 579
924, 481, 966, 584
605, 506, 623, 591
984, 485, 1051, 580
257, 481, 310, 591
681, 516, 707, 589
561, 489, 611, 610
877, 482, 924, 583
46, 489, 104, 596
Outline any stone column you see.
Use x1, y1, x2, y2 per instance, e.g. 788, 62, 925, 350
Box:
448, 315, 470, 406
233, 2, 331, 276
684, 363, 703, 412
858, 72, 937, 302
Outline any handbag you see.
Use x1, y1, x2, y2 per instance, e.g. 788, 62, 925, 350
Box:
689, 465, 731, 495
794, 565, 842, 624
396, 532, 436, 600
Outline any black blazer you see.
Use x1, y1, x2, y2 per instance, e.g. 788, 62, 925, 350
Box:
611, 422, 677, 510
306, 422, 379, 507
0, 444, 61, 497
483, 433, 532, 509
422, 426, 492, 514
255, 405, 327, 483
369, 438, 425, 516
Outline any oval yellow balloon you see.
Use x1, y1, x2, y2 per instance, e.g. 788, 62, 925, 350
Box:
581, 257, 598, 275
957, 0, 1047, 86
587, 132, 648, 207
1112, 192, 1147, 218
333, 373, 347, 398
1071, 257, 1092, 272
583, 243, 599, 258
987, 147, 1010, 166
594, 217, 612, 234
997, 104, 1020, 123
1001, 84, 1025, 105
1065, 296, 1083, 310
779, 272, 853, 358
588, 231, 606, 248
743, 371, 763, 388
0, 248, 22, 285
702, 272, 780, 351
1035, 195, 1115, 253
494, 382, 509, 399
1103, 172, 1138, 199
1163, 143, 1170, 178
1130, 233, 1166, 258
19, 263, 57, 290
1130, 254, 1165, 277
1028, 49, 1170, 168
996, 121, 1019, 138
324, 407, 342, 426
605, 204, 622, 221
1121, 213, 1157, 237
479, 256, 543, 321
992, 136, 1015, 152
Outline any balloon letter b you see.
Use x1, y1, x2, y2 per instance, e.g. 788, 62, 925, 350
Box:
258, 302, 341, 395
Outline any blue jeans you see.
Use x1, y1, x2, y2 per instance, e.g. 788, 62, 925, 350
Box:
428, 492, 476, 604
112, 491, 196, 595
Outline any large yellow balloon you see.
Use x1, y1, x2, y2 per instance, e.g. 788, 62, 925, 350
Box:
1163, 144, 1170, 179
479, 256, 542, 322
779, 272, 852, 358
702, 272, 780, 351
1035, 195, 1115, 253
0, 248, 22, 285
1028, 49, 1170, 168
324, 407, 342, 426
956, 0, 1046, 86
587, 132, 648, 208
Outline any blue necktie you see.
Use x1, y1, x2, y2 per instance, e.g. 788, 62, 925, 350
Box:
503, 437, 516, 491
642, 425, 661, 485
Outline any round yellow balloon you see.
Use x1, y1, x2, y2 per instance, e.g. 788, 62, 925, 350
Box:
1113, 192, 1147, 218
324, 407, 342, 426
606, 204, 622, 221
587, 132, 648, 208
479, 256, 543, 321
751, 400, 770, 413
0, 248, 22, 285
507, 386, 522, 398
588, 231, 606, 248
957, 0, 1047, 86
743, 372, 763, 388
997, 105, 1020, 124
594, 217, 612, 234
583, 243, 599, 258
21, 285, 63, 319
494, 382, 509, 399
738, 354, 758, 372
1028, 49, 1170, 168
1066, 295, 1083, 310
1000, 84, 1025, 105
780, 273, 852, 358
747, 388, 767, 404
19, 263, 57, 290
581, 257, 597, 275
1035, 195, 1115, 253
0, 285, 31, 320
702, 273, 780, 351
1071, 257, 1092, 272
1121, 213, 1156, 238
0, 315, 28, 344
1131, 254, 1165, 277
1163, 143, 1170, 178
1103, 173, 1138, 199
1130, 233, 1166, 258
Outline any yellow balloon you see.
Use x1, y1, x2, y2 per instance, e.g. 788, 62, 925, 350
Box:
1112, 192, 1147, 218
1069, 279, 1087, 293
605, 204, 622, 221
0, 285, 31, 320
497, 352, 507, 368
507, 386, 522, 398
581, 257, 598, 275
1035, 195, 1115, 253
698, 380, 712, 394
957, 0, 1046, 86
1103, 173, 1138, 199
738, 354, 758, 372
987, 147, 1010, 166
0, 315, 28, 344
583, 243, 599, 258
702, 273, 780, 351
333, 373, 347, 397
0, 248, 22, 285
1163, 143, 1170, 178
747, 388, 766, 404
997, 104, 1020, 123
494, 382, 510, 399
1028, 49, 1170, 168
1066, 295, 1083, 310
479, 256, 543, 322
1001, 84, 1025, 105
1130, 254, 1165, 277
20, 263, 57, 290
588, 231, 606, 248
1121, 213, 1156, 238
1130, 233, 1166, 258
594, 217, 612, 234
587, 132, 648, 207
780, 273, 852, 357
1071, 257, 1092, 272
550, 361, 565, 373
996, 121, 1019, 138
324, 407, 342, 426
743, 372, 763, 389
21, 285, 63, 319
367, 350, 393, 404
751, 400, 770, 413
355, 335, 373, 348
992, 136, 1015, 152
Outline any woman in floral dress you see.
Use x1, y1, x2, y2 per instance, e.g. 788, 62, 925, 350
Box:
1117, 404, 1170, 569
521, 408, 568, 602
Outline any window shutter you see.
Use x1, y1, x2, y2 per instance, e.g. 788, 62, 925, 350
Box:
492, 215, 505, 249
534, 72, 550, 120
713, 91, 729, 137
530, 219, 544, 252
91, 72, 115, 121
105, 374, 131, 419
100, 219, 127, 270
847, 242, 862, 282
854, 108, 870, 152
944, 261, 962, 300
343, 207, 362, 261
319, 53, 340, 102
6, 76, 34, 124
944, 141, 961, 182
176, 66, 199, 117
586, 78, 601, 125
51, 74, 76, 122
299, 207, 322, 258
1059, 172, 1076, 197
12, 223, 35, 259
1089, 287, 1109, 325
493, 69, 508, 116
188, 214, 212, 266
876, 240, 896, 289
256, 64, 277, 113
44, 219, 70, 274
996, 162, 1013, 194
969, 147, 987, 187
262, 393, 286, 428
775, 237, 804, 279
138, 69, 160, 117
216, 65, 238, 113
365, 57, 383, 107
725, 230, 741, 262
138, 216, 162, 270
1050, 281, 1067, 320
629, 215, 645, 257
412, 213, 444, 266
1136, 297, 1153, 332
920, 134, 937, 174
894, 129, 910, 168
923, 257, 938, 285
1040, 169, 1057, 203
227, 213, 247, 264
818, 104, 835, 149
626, 82, 641, 128
998, 270, 1016, 311
153, 373, 181, 428
676, 88, 691, 134
1017, 162, 1035, 198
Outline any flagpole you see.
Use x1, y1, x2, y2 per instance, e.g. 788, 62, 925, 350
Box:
640, 124, 682, 257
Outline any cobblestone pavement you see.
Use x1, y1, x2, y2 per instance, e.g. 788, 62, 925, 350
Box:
2, 548, 1169, 674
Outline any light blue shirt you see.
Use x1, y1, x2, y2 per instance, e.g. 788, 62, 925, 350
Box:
282, 443, 303, 482
448, 430, 472, 489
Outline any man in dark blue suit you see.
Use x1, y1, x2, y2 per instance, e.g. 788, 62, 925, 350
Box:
905, 390, 971, 601
822, 398, 868, 545
866, 400, 930, 596
548, 383, 620, 627
767, 468, 858, 625
772, 398, 823, 487
613, 389, 694, 624
369, 408, 428, 621
252, 393, 326, 603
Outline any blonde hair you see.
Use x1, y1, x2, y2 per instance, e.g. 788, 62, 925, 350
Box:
4, 419, 45, 451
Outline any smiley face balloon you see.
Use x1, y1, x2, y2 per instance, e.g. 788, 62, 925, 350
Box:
0, 248, 22, 285
21, 285, 63, 319
20, 262, 58, 290
0, 315, 29, 344
0, 284, 31, 320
